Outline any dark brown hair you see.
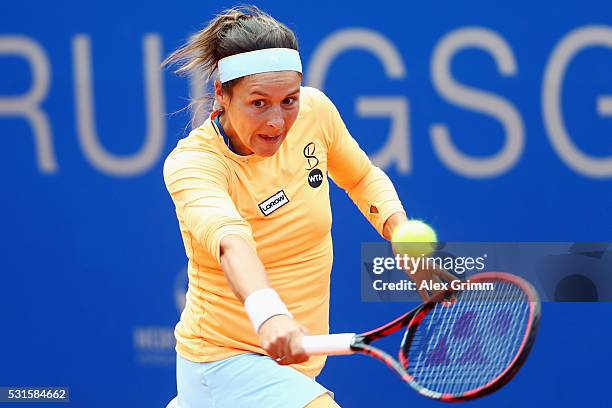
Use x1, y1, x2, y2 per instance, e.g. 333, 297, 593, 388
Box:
163, 5, 299, 114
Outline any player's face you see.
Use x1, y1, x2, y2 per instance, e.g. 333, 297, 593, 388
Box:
215, 71, 301, 157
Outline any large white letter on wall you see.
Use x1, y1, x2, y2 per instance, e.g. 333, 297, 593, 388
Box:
73, 34, 165, 177
306, 29, 410, 173
431, 27, 524, 178
0, 36, 57, 173
543, 25, 612, 178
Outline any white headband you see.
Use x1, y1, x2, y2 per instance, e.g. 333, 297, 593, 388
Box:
217, 48, 302, 83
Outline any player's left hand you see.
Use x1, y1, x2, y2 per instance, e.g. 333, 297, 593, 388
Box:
405, 265, 457, 302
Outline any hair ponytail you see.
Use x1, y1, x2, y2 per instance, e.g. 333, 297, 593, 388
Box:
163, 5, 299, 121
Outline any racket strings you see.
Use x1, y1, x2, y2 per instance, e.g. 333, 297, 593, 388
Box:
404, 281, 531, 396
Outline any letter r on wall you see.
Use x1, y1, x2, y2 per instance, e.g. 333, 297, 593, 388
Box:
0, 36, 57, 173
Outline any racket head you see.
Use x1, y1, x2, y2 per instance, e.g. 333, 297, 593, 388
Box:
399, 272, 541, 402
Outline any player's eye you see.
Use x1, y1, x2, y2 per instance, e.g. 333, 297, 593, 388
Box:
252, 100, 266, 108
283, 97, 296, 105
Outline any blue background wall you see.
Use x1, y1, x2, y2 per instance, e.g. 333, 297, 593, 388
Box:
1, 0, 611, 406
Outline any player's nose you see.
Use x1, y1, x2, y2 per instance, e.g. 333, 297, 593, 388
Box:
266, 107, 285, 131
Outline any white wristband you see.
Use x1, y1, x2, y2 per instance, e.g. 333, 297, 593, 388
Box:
244, 288, 292, 333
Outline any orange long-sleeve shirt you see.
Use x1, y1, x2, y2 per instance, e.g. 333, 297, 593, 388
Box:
163, 86, 405, 378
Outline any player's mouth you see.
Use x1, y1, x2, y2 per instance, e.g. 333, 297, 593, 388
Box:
257, 134, 282, 144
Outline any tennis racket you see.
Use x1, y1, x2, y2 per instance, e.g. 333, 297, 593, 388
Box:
302, 272, 541, 402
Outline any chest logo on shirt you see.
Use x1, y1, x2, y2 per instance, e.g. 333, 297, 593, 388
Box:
304, 142, 323, 188
303, 142, 319, 170
258, 190, 289, 216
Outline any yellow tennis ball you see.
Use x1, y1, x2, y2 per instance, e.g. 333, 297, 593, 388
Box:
391, 220, 438, 257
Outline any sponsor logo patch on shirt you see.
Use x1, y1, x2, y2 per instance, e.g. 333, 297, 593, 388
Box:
258, 190, 289, 216
308, 169, 323, 188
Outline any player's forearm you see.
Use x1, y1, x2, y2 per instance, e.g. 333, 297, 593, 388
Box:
219, 235, 293, 335
345, 166, 406, 236
219, 235, 270, 303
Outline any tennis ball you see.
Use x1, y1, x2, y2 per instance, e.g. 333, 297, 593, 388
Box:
391, 220, 438, 257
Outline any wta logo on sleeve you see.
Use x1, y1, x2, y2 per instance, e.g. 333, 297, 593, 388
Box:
258, 190, 289, 216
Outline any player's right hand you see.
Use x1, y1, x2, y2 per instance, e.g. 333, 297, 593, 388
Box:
258, 315, 309, 365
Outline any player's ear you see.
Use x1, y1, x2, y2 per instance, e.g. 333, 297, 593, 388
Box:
214, 80, 228, 110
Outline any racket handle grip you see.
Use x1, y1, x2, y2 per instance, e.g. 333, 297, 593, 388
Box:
302, 333, 356, 356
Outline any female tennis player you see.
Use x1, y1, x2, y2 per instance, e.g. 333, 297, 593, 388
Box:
163, 6, 442, 407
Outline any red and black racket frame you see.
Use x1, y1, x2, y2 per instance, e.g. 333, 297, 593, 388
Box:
348, 272, 541, 402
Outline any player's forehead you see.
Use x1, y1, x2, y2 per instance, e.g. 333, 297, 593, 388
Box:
235, 71, 301, 97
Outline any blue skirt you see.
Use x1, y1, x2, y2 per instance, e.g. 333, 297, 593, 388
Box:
176, 353, 332, 407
